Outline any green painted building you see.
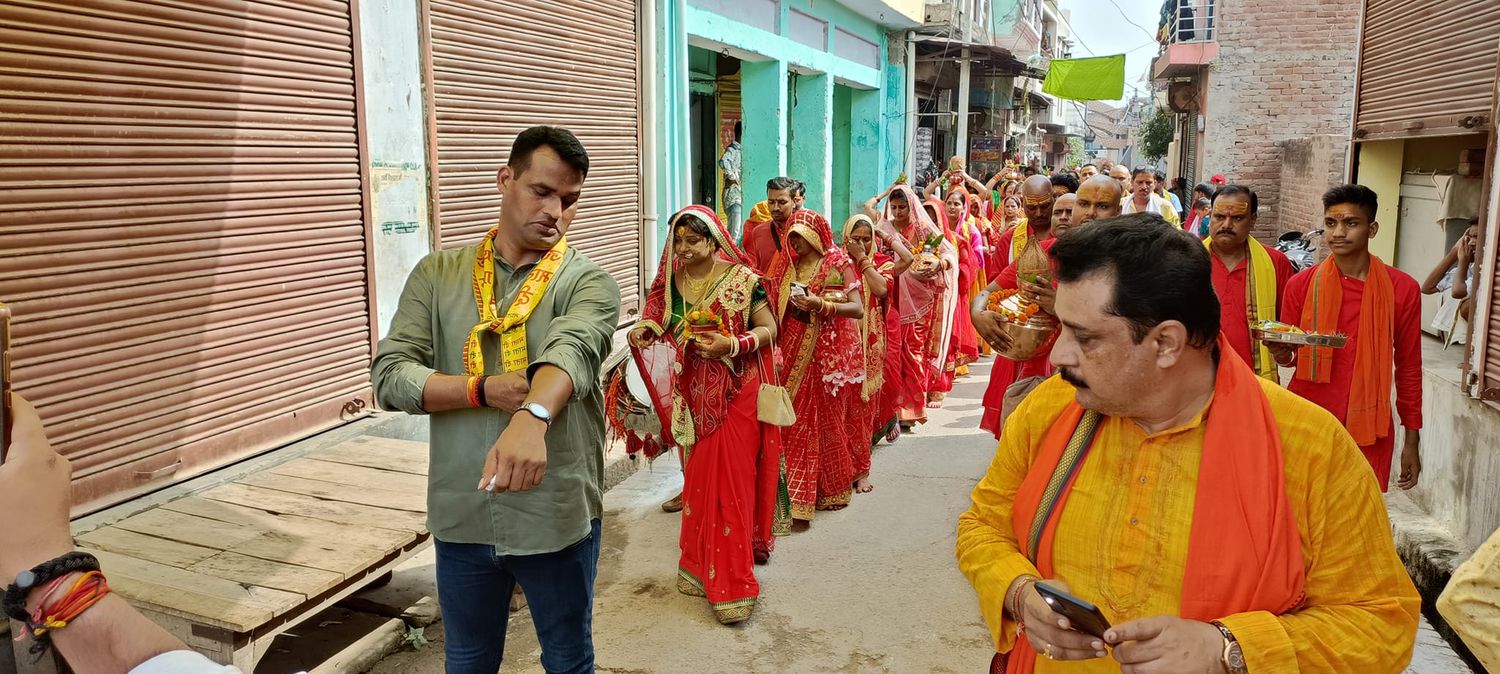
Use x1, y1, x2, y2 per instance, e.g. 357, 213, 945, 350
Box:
645, 0, 922, 253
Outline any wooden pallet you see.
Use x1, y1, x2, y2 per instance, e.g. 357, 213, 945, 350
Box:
15, 436, 432, 673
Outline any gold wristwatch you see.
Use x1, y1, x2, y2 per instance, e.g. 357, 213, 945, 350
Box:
1210, 620, 1247, 673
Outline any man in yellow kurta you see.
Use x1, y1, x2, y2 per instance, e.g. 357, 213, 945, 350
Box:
957, 213, 1419, 673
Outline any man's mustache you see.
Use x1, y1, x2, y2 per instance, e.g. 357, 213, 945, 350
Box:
1059, 368, 1088, 389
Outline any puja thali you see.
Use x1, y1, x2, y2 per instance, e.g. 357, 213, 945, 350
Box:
1251, 321, 1348, 348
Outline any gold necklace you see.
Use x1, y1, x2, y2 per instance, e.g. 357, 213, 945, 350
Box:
681, 264, 716, 302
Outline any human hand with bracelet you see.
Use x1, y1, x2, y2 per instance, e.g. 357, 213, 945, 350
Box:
1006, 576, 1108, 662
2, 395, 208, 673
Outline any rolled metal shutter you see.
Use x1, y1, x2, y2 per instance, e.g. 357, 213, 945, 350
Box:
1355, 0, 1500, 141
427, 0, 642, 312
0, 0, 373, 512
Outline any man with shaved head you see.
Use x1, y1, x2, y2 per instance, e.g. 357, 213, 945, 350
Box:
972, 175, 1056, 437
1109, 164, 1131, 193
972, 177, 1121, 437
1072, 174, 1124, 227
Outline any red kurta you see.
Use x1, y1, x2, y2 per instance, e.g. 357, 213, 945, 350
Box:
1209, 246, 1295, 369
1281, 265, 1424, 490
742, 219, 784, 275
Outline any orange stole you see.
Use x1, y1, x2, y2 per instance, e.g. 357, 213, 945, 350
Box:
1295, 256, 1394, 446
1005, 336, 1306, 673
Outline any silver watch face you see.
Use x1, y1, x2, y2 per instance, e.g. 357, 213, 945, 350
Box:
1226, 643, 1247, 671
525, 403, 552, 421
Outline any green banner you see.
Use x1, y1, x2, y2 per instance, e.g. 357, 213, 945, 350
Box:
1042, 55, 1126, 101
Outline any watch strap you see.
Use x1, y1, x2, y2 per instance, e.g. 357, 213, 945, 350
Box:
1210, 620, 1247, 674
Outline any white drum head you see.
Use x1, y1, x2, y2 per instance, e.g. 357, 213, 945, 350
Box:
625, 354, 652, 405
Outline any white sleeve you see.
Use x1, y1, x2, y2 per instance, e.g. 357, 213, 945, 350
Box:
128, 651, 243, 674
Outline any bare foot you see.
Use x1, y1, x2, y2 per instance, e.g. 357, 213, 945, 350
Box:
855, 478, 874, 493
661, 492, 684, 513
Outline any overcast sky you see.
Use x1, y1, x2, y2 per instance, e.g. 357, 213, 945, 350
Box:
1062, 0, 1164, 106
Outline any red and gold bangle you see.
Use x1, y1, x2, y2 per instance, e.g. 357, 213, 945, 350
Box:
821, 300, 837, 318
735, 333, 755, 354
466, 376, 483, 408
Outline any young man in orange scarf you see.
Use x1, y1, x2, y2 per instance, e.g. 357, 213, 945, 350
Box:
1267, 184, 1424, 492
957, 214, 1419, 673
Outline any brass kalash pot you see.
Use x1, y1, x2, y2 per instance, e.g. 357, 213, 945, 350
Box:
988, 236, 1059, 360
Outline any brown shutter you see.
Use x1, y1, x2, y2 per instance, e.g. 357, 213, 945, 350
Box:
0, 0, 374, 512
426, 0, 643, 313
1354, 0, 1500, 141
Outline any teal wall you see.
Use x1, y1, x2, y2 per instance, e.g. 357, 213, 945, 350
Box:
832, 86, 853, 232
848, 87, 884, 228
741, 59, 789, 213
649, 0, 909, 253
790, 73, 834, 215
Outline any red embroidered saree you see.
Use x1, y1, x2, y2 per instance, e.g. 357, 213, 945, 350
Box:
768, 210, 863, 521
841, 214, 898, 483
884, 186, 958, 423
631, 205, 787, 624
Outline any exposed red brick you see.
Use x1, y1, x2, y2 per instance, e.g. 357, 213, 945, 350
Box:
1191, 0, 1360, 240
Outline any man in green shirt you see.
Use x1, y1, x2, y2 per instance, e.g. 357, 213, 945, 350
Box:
372, 126, 620, 674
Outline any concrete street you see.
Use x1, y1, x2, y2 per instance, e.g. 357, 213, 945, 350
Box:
360, 357, 1472, 674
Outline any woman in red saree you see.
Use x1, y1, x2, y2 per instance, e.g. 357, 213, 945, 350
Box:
864, 184, 957, 429
840, 214, 912, 494
767, 209, 866, 522
624, 205, 784, 624
924, 197, 963, 402
944, 189, 985, 377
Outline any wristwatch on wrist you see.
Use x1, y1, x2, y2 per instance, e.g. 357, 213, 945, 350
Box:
518, 402, 553, 427
1210, 620, 1247, 673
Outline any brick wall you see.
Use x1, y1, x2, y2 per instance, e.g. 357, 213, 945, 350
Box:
1202, 0, 1360, 239
1275, 135, 1347, 237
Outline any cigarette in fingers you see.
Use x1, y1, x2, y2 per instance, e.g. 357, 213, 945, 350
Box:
486, 475, 498, 492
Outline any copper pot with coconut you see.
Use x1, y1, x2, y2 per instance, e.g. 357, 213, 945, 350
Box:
988, 236, 1060, 361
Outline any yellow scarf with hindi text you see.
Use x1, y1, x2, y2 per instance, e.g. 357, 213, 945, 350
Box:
1205, 236, 1279, 380
464, 227, 569, 375
1010, 217, 1030, 263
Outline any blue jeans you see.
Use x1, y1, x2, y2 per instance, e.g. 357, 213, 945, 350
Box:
435, 519, 601, 674
726, 203, 743, 243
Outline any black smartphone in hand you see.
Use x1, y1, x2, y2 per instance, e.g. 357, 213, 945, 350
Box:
1034, 582, 1112, 639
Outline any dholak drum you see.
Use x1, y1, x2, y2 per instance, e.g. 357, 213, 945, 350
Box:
607, 341, 675, 440
624, 351, 653, 408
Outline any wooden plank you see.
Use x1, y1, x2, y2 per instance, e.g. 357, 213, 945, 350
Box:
160, 497, 414, 574
268, 458, 428, 494
312, 436, 430, 476
77, 526, 219, 569
112, 508, 264, 551
198, 482, 428, 533
89, 548, 301, 632
239, 470, 426, 513
188, 551, 344, 599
